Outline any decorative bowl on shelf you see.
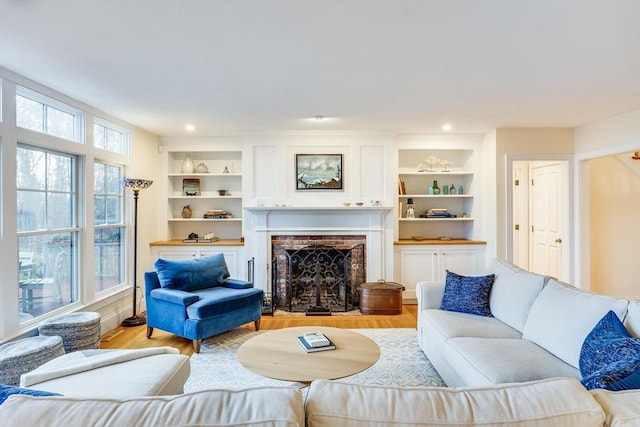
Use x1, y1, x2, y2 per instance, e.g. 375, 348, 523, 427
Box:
343, 202, 351, 207
355, 202, 364, 207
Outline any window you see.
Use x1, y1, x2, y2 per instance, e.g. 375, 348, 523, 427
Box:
17, 145, 79, 322
94, 119, 130, 155
94, 162, 125, 292
16, 87, 84, 143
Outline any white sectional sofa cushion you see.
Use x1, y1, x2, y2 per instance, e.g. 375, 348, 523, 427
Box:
590, 389, 640, 427
424, 309, 522, 340
0, 386, 305, 427
523, 279, 629, 369
489, 258, 548, 332
444, 337, 580, 385
20, 349, 190, 397
305, 378, 605, 427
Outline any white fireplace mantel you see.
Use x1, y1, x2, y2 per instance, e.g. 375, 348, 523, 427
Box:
244, 206, 394, 294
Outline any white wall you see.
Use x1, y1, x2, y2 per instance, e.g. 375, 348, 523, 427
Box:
588, 154, 640, 298
574, 108, 640, 292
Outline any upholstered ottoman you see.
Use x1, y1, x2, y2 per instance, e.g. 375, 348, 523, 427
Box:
0, 335, 65, 386
38, 312, 101, 352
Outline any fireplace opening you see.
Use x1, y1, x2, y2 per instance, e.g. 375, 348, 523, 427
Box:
271, 235, 365, 315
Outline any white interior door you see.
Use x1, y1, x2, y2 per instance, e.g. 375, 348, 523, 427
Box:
529, 161, 569, 281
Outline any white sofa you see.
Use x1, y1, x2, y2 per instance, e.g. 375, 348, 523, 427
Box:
2, 377, 639, 427
416, 258, 640, 388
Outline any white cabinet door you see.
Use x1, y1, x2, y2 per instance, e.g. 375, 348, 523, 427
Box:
440, 248, 479, 277
156, 249, 197, 259
395, 245, 484, 302
396, 248, 438, 301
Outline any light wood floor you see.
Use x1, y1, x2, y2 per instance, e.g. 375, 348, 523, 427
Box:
100, 305, 418, 356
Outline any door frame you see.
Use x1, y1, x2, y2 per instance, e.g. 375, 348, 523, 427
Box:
505, 154, 574, 283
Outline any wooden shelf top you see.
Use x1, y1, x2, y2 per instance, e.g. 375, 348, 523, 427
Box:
394, 239, 486, 246
150, 239, 244, 247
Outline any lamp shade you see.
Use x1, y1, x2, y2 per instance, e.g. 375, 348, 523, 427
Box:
121, 178, 153, 190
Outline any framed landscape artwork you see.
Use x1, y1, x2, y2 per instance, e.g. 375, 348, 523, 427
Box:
296, 154, 343, 191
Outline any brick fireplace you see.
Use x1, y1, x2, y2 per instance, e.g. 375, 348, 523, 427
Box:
271, 235, 366, 313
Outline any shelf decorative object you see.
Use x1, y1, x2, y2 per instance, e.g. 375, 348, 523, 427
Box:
181, 205, 193, 218
450, 184, 457, 194
432, 180, 441, 195
181, 154, 194, 173
120, 177, 153, 327
183, 178, 201, 196
406, 198, 415, 218
440, 160, 454, 172
425, 156, 439, 172
194, 162, 209, 173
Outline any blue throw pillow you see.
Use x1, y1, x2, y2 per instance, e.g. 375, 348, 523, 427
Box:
579, 310, 640, 390
0, 384, 60, 405
440, 270, 495, 317
154, 253, 230, 292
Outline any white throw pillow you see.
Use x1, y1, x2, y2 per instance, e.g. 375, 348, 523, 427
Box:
624, 300, 640, 337
489, 258, 547, 332
522, 279, 629, 368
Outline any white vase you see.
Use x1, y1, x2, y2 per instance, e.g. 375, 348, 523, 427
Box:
181, 154, 194, 173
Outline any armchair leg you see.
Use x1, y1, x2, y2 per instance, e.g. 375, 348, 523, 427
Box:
146, 326, 154, 339
193, 339, 201, 353
254, 319, 261, 331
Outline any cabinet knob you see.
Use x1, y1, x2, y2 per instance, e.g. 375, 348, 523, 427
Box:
555, 238, 562, 244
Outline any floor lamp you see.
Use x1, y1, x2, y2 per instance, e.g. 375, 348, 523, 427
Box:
121, 178, 153, 327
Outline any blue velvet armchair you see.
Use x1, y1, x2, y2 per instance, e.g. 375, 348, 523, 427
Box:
145, 253, 264, 353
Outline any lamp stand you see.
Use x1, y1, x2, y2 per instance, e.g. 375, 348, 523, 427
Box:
122, 187, 146, 327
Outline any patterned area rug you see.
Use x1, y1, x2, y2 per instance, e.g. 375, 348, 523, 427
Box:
184, 328, 445, 392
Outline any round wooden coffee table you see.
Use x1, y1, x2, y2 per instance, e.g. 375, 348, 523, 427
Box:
237, 326, 380, 383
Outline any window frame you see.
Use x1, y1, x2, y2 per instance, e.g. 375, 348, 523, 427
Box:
16, 86, 85, 144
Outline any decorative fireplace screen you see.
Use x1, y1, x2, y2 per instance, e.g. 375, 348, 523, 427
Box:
271, 242, 365, 314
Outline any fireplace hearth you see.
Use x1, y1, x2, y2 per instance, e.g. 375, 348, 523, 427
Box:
271, 235, 366, 314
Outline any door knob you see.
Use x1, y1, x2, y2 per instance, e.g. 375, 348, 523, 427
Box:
555, 238, 562, 244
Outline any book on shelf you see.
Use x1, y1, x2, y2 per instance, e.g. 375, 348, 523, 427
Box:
398, 178, 406, 195
297, 332, 335, 352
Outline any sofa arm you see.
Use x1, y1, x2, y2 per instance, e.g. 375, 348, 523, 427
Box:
150, 288, 200, 306
221, 278, 253, 289
416, 281, 445, 310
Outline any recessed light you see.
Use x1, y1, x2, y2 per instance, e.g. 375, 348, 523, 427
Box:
185, 124, 195, 132
442, 123, 452, 131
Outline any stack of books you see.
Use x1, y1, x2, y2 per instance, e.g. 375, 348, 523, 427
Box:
203, 209, 232, 219
422, 208, 457, 218
297, 331, 336, 353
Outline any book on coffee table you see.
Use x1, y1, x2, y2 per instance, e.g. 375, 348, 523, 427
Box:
301, 332, 331, 347
297, 335, 336, 353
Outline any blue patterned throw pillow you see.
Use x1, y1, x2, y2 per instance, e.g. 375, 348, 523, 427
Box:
440, 270, 495, 317
0, 384, 60, 405
579, 310, 640, 390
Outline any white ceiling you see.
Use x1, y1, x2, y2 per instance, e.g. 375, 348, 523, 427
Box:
0, 0, 638, 137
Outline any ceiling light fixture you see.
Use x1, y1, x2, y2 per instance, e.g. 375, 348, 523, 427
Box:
442, 123, 452, 131
314, 115, 325, 121
185, 124, 195, 132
